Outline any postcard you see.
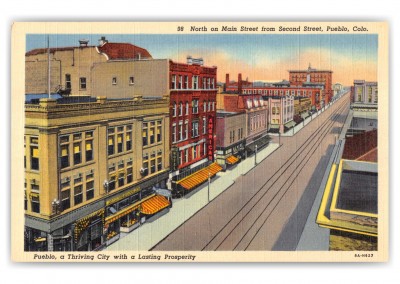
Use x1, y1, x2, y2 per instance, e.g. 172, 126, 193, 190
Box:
11, 22, 388, 262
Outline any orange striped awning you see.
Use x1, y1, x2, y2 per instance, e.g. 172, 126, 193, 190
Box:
141, 195, 170, 215
177, 162, 223, 191
226, 155, 239, 165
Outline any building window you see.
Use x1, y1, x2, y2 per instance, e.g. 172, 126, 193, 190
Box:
184, 149, 189, 163
108, 136, 114, 156
30, 144, 39, 171
118, 172, 125, 188
208, 101, 211, 112
108, 175, 116, 191
203, 117, 206, 134
73, 143, 81, 165
74, 185, 83, 205
172, 125, 176, 143
192, 121, 199, 137
207, 78, 211, 89
203, 77, 207, 89
184, 75, 188, 89
31, 195, 40, 213
192, 99, 199, 114
150, 159, 156, 174
179, 102, 183, 116
185, 101, 189, 115
126, 131, 132, 151
61, 190, 70, 211
203, 142, 206, 156
129, 76, 135, 85
178, 123, 183, 141
149, 122, 156, 144
184, 121, 188, 140
80, 77, 87, 90
157, 157, 162, 171
112, 77, 117, 85
86, 180, 94, 200
173, 102, 177, 117
178, 75, 182, 89
117, 134, 123, 153
156, 121, 162, 142
203, 100, 207, 112
193, 146, 198, 160
142, 154, 149, 176
193, 76, 198, 89
211, 78, 215, 89
65, 74, 71, 89
60, 144, 69, 169
84, 140, 93, 162
127, 167, 133, 184
171, 74, 176, 89
142, 123, 148, 146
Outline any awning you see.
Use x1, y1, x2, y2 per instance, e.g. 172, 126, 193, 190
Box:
104, 194, 155, 225
246, 135, 271, 152
284, 120, 296, 128
177, 162, 223, 191
141, 195, 170, 215
226, 155, 239, 165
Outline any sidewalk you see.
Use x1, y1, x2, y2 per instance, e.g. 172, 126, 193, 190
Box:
105, 142, 280, 251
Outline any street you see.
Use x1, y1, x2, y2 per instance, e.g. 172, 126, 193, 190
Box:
151, 92, 350, 251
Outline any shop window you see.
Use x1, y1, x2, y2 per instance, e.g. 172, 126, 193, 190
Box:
73, 143, 81, 165
74, 185, 83, 205
86, 180, 94, 200
108, 136, 114, 156
31, 195, 40, 213
80, 77, 87, 90
61, 190, 70, 211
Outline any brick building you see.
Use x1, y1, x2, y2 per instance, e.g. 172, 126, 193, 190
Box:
288, 64, 333, 105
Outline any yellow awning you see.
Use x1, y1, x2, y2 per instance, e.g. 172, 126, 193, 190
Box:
226, 155, 239, 165
177, 162, 222, 191
141, 195, 170, 215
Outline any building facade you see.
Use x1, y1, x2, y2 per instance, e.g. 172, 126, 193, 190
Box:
25, 37, 152, 96
215, 111, 246, 168
288, 65, 333, 105
265, 96, 295, 134
351, 80, 378, 105
24, 96, 171, 251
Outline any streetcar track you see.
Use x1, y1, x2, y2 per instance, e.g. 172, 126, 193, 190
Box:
202, 96, 349, 251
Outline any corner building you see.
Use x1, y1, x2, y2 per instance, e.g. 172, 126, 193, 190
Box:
24, 96, 170, 251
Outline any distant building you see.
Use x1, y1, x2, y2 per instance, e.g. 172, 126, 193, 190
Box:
217, 93, 270, 155
288, 64, 333, 105
24, 96, 171, 252
351, 80, 378, 106
265, 96, 295, 134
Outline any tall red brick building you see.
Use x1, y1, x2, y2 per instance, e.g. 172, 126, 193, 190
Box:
288, 64, 333, 105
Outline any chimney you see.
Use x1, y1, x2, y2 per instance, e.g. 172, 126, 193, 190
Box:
225, 74, 229, 89
238, 73, 243, 95
98, 36, 108, 46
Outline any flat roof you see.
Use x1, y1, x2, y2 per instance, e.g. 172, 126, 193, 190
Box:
337, 170, 377, 214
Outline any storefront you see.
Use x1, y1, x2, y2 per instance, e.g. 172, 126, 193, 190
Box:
73, 209, 105, 251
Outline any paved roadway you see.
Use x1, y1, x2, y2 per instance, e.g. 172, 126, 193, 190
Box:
152, 93, 350, 251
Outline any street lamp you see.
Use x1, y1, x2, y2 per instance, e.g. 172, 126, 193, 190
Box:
255, 144, 258, 166
208, 172, 211, 203
52, 199, 60, 215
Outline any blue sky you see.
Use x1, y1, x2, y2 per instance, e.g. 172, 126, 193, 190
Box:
26, 34, 378, 85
